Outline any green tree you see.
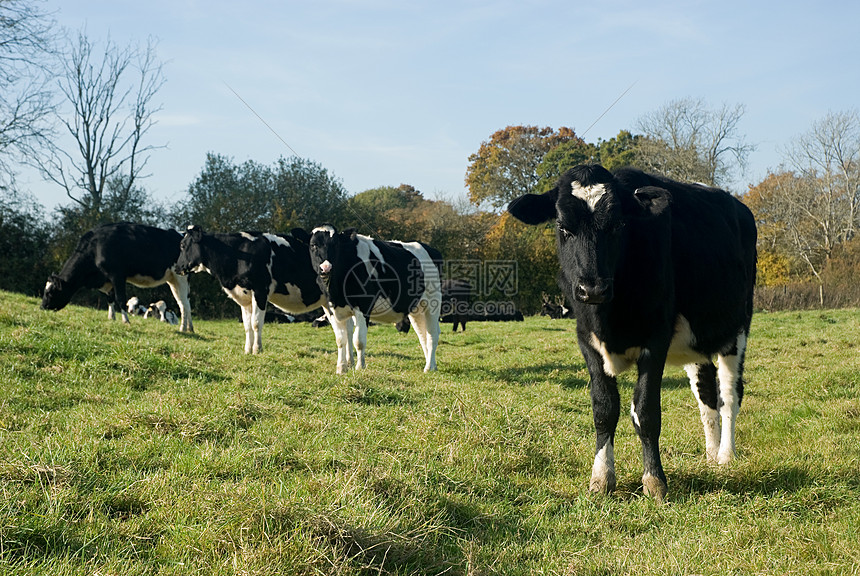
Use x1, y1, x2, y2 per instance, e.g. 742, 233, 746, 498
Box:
176, 153, 348, 233
466, 126, 580, 209
535, 130, 643, 192
0, 188, 50, 295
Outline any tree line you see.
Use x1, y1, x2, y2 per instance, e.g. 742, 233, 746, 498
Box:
2, 0, 860, 316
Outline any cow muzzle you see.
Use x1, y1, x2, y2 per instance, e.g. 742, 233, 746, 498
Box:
574, 278, 613, 304
319, 260, 332, 275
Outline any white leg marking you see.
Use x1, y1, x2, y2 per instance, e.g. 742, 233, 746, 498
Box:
108, 303, 116, 321
630, 402, 641, 430
716, 333, 746, 465
240, 305, 253, 354
325, 307, 354, 375
408, 304, 439, 372
590, 441, 616, 494
685, 363, 721, 462
250, 297, 265, 354
166, 272, 194, 333
352, 311, 367, 370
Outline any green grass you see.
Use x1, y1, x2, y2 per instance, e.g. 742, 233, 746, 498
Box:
1, 289, 859, 575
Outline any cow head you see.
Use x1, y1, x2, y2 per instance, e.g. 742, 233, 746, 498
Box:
41, 274, 71, 310
308, 225, 358, 282
508, 164, 670, 305
175, 225, 206, 275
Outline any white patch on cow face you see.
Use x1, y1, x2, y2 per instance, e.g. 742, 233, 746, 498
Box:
319, 260, 332, 274
571, 182, 608, 211
264, 233, 290, 248
589, 333, 639, 377
45, 280, 54, 293
312, 225, 336, 237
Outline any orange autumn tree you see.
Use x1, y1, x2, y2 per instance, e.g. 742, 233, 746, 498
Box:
465, 126, 582, 209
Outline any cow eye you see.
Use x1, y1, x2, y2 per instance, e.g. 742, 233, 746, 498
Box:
556, 221, 574, 240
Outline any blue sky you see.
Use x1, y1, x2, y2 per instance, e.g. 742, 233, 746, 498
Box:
23, 0, 860, 212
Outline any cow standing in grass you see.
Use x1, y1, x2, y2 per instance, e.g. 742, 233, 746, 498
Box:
508, 164, 757, 502
41, 222, 194, 332
309, 225, 442, 374
175, 226, 325, 354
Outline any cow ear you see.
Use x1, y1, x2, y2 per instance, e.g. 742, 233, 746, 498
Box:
290, 228, 310, 244
186, 224, 203, 241
507, 186, 559, 225
633, 187, 671, 218
343, 228, 358, 242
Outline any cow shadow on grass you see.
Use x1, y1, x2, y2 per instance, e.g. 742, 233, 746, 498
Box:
613, 461, 860, 504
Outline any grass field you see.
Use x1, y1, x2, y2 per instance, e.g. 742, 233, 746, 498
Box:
1, 289, 859, 575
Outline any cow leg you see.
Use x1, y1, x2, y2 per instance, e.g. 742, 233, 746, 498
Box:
110, 280, 131, 324
409, 308, 439, 372
352, 311, 368, 370
165, 272, 194, 333
240, 304, 254, 354
631, 348, 668, 502
579, 340, 620, 495
589, 373, 619, 495
715, 331, 748, 465
325, 308, 355, 374
249, 293, 267, 354
685, 362, 720, 462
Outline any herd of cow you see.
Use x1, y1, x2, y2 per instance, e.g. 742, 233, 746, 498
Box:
38, 165, 757, 502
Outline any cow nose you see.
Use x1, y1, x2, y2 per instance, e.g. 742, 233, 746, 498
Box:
319, 260, 332, 275
574, 279, 613, 304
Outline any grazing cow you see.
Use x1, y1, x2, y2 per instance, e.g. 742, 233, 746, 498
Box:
508, 164, 756, 502
145, 300, 179, 325
41, 222, 194, 332
309, 225, 442, 374
174, 226, 325, 354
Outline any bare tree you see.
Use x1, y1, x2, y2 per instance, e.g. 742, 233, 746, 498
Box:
745, 111, 860, 304
636, 97, 754, 188
784, 110, 860, 246
0, 0, 55, 191
32, 30, 165, 214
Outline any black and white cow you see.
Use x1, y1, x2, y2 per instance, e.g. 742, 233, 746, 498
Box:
308, 225, 442, 374
174, 226, 325, 354
126, 297, 147, 316
41, 222, 194, 332
441, 279, 472, 332
145, 300, 179, 325
508, 164, 757, 502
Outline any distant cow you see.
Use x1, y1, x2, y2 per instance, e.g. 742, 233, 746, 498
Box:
41, 222, 193, 332
309, 225, 442, 374
145, 300, 179, 325
508, 164, 756, 502
441, 279, 471, 332
540, 293, 572, 319
175, 226, 325, 354
126, 297, 147, 316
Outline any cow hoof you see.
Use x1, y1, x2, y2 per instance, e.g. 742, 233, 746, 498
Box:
589, 473, 616, 495
716, 450, 734, 466
642, 474, 667, 504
